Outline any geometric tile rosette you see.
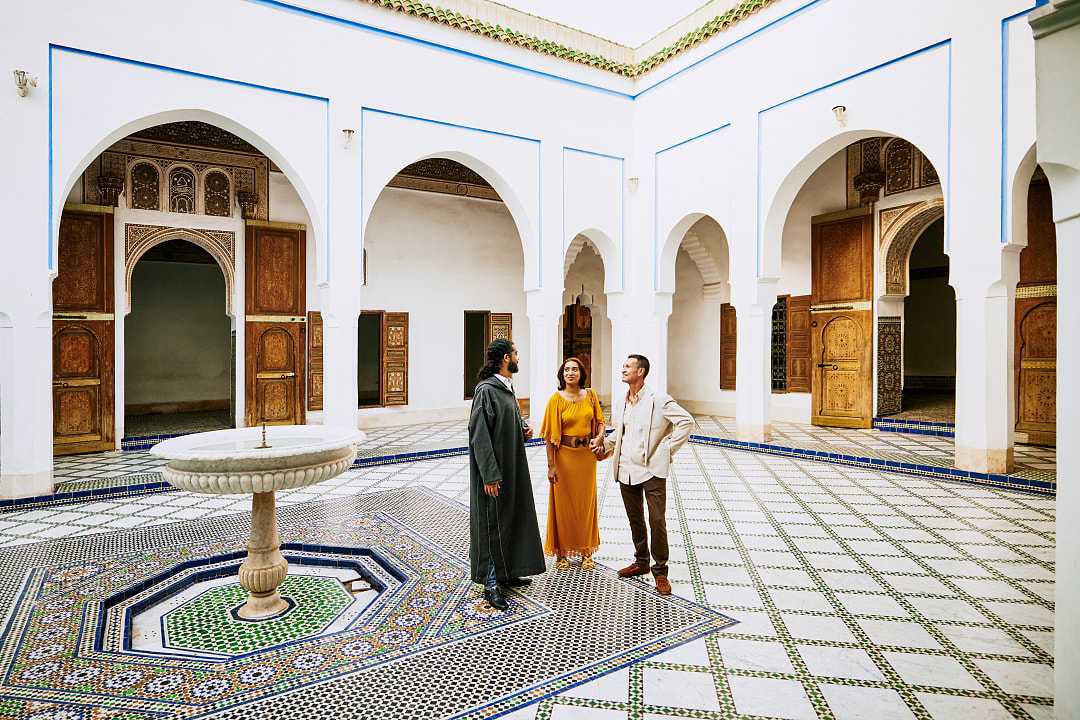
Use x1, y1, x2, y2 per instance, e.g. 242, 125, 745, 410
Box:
0, 488, 734, 719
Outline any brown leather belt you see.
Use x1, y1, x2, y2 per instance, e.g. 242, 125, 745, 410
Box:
560, 435, 591, 448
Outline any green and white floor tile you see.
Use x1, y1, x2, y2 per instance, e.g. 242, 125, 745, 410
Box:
0, 438, 1054, 718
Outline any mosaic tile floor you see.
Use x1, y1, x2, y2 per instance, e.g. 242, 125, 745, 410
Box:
0, 439, 1055, 719
693, 415, 1056, 488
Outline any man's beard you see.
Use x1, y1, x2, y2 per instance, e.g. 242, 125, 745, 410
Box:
508, 361, 519, 374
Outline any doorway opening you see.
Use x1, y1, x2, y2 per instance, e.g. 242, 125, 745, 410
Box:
358, 311, 383, 408
125, 239, 233, 437
900, 218, 955, 422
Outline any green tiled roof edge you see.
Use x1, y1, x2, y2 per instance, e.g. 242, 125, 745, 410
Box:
364, 0, 778, 78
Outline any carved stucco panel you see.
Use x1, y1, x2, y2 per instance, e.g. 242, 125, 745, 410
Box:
124, 224, 236, 315
878, 198, 946, 297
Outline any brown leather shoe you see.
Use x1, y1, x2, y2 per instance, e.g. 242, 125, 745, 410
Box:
655, 575, 672, 595
617, 563, 650, 578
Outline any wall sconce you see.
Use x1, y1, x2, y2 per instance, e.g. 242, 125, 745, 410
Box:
832, 105, 847, 126
13, 70, 37, 98
627, 176, 640, 193
342, 128, 355, 149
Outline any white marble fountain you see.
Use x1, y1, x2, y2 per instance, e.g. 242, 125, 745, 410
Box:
151, 424, 365, 619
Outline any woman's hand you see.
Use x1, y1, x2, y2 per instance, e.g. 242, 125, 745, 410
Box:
547, 466, 558, 484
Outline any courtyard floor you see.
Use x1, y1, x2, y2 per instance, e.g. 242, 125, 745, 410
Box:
0, 431, 1055, 719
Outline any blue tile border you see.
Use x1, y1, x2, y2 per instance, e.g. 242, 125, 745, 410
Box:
872, 416, 956, 438
688, 433, 1054, 496
5, 432, 1051, 514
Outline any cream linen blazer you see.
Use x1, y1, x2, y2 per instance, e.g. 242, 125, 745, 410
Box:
603, 385, 693, 482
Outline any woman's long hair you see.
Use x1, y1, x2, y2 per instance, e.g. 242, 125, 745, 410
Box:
477, 338, 514, 381
557, 357, 588, 390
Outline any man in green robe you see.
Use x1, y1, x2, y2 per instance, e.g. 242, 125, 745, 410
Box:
468, 338, 546, 610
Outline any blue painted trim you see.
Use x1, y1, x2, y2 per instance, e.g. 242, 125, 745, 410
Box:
47, 43, 329, 274
946, 42, 953, 253
652, 122, 732, 289
634, 0, 829, 99
48, 47, 54, 270
247, 0, 634, 100
50, 44, 328, 101
360, 106, 543, 287
755, 39, 951, 274
561, 146, 627, 291
361, 106, 540, 144
250, 0, 837, 104
999, 3, 1046, 246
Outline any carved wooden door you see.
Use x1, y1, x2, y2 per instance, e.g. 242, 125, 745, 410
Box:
380, 312, 409, 406
53, 209, 115, 455
720, 303, 737, 390
1015, 180, 1056, 446
1016, 301, 1056, 444
810, 210, 874, 428
245, 225, 306, 426
786, 295, 812, 392
562, 304, 593, 385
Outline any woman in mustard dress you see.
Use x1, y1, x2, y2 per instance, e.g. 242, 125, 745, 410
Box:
539, 357, 606, 569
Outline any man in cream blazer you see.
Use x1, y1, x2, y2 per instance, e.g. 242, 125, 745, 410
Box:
594, 354, 693, 595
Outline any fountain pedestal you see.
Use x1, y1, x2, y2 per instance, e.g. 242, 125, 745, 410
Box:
151, 425, 364, 620
238, 491, 290, 618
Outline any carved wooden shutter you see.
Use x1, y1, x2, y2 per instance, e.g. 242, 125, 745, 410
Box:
488, 313, 513, 343
53, 208, 115, 455
381, 312, 409, 406
719, 303, 737, 390
306, 311, 323, 411
786, 295, 812, 392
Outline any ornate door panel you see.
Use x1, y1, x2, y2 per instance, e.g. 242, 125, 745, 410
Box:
53, 209, 115, 455
1014, 180, 1056, 446
381, 312, 409, 406
786, 295, 811, 392
720, 303, 737, 390
246, 323, 304, 426
306, 311, 323, 412
245, 225, 306, 426
487, 313, 513, 344
810, 209, 873, 428
1015, 300, 1056, 445
811, 312, 873, 427
52, 322, 115, 454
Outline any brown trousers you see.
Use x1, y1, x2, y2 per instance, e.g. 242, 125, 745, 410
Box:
618, 476, 668, 577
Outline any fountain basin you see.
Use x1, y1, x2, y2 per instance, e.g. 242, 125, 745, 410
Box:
150, 425, 365, 619
150, 425, 364, 494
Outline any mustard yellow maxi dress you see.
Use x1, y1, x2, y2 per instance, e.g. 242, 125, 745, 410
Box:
539, 389, 605, 558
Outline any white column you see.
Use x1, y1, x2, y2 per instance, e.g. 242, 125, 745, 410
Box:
319, 103, 362, 430
605, 291, 630, 410
0, 311, 53, 499
526, 289, 562, 427
952, 268, 1017, 474
733, 279, 777, 442
1054, 212, 1080, 720
648, 292, 673, 393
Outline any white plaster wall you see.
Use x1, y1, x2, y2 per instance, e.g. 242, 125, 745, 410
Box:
0, 0, 1049, 493
777, 149, 847, 297
668, 248, 728, 412
359, 187, 529, 422
125, 261, 231, 407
